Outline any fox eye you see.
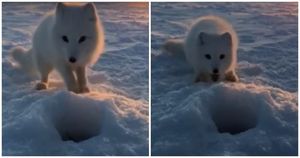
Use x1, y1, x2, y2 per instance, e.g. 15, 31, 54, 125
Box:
78, 36, 86, 43
205, 54, 211, 60
62, 35, 69, 43
220, 54, 225, 59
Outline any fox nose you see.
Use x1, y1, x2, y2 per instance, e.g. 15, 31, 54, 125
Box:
69, 57, 76, 63
213, 68, 219, 74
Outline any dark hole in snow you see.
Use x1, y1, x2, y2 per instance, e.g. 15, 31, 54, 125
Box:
46, 94, 104, 143
208, 89, 259, 135
53, 110, 103, 142
211, 105, 258, 135
56, 123, 102, 143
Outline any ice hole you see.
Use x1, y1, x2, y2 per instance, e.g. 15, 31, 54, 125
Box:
208, 89, 259, 135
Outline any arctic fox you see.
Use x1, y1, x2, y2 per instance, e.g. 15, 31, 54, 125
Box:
164, 15, 239, 82
11, 2, 105, 93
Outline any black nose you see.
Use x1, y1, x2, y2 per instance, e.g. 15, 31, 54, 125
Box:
213, 68, 219, 74
69, 57, 76, 63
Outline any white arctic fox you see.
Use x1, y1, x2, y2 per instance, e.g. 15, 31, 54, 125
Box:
11, 2, 105, 93
164, 15, 239, 82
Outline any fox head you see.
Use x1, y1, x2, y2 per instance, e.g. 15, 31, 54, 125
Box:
53, 2, 104, 66
198, 32, 234, 81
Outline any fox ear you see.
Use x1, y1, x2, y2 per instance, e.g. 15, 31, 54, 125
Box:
56, 2, 65, 15
198, 32, 206, 45
222, 32, 232, 45
83, 2, 97, 22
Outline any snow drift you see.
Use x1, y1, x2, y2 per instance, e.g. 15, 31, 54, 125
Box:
3, 91, 148, 155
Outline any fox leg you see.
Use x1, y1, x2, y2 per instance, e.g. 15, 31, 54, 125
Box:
57, 65, 79, 93
36, 72, 50, 90
36, 59, 52, 90
76, 67, 90, 93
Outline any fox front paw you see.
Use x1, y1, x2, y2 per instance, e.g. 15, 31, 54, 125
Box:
79, 86, 90, 93
36, 82, 48, 90
66, 86, 80, 93
225, 71, 239, 82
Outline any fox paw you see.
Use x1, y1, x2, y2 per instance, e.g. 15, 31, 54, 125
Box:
36, 82, 48, 90
79, 86, 90, 93
225, 72, 239, 82
67, 87, 80, 93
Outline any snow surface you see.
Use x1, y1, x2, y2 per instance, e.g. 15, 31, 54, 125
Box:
151, 2, 298, 156
3, 2, 148, 156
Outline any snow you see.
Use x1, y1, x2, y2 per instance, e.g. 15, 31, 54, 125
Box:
151, 2, 298, 156
2, 2, 148, 156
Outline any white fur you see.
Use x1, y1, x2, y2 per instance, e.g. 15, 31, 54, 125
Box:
11, 2, 105, 93
164, 15, 239, 82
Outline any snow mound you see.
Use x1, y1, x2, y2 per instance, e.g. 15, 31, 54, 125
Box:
3, 91, 148, 155
152, 83, 297, 155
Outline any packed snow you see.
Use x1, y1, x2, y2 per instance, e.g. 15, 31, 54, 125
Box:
2, 2, 149, 156
151, 2, 297, 156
